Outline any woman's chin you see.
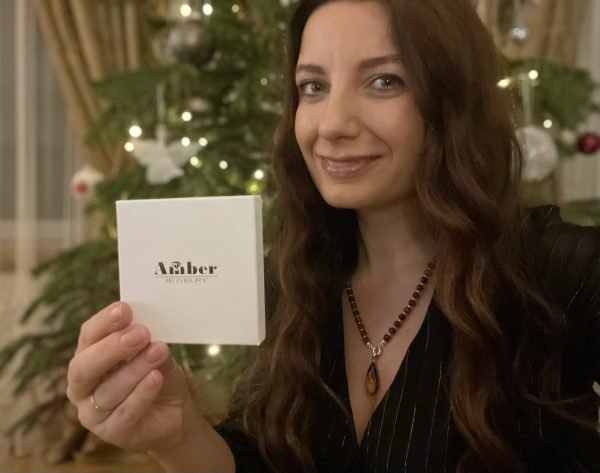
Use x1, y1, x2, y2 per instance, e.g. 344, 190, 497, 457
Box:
320, 192, 364, 210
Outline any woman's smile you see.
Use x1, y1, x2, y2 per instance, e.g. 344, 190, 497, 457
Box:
316, 153, 381, 178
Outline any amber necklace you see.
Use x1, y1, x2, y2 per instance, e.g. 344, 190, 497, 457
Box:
345, 259, 435, 395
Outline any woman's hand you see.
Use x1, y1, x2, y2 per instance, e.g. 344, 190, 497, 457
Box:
66, 301, 195, 452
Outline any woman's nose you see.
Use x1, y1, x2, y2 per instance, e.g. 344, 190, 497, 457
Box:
317, 89, 361, 141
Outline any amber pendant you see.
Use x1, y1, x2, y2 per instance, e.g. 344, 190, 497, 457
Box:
365, 361, 379, 395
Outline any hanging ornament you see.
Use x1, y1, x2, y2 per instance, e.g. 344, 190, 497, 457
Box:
131, 125, 200, 185
576, 131, 600, 155
131, 83, 200, 185
516, 125, 559, 182
70, 165, 104, 200
510, 25, 528, 43
510, 0, 529, 43
166, 20, 215, 68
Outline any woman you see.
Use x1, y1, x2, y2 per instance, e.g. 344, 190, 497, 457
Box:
66, 0, 600, 472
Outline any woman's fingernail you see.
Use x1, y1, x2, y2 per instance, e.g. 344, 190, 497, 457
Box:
145, 343, 166, 363
121, 326, 147, 347
109, 305, 122, 322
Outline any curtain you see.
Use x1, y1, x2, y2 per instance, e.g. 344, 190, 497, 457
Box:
0, 0, 144, 457
476, 0, 589, 65
502, 0, 589, 65
559, 0, 600, 202
34, 0, 146, 178
0, 0, 86, 457
0, 0, 146, 457
476, 0, 600, 202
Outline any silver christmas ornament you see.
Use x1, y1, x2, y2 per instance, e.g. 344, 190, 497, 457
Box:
164, 20, 214, 68
516, 125, 559, 182
510, 25, 529, 42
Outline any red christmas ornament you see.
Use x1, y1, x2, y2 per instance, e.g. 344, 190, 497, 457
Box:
577, 132, 600, 155
73, 181, 89, 195
70, 165, 103, 199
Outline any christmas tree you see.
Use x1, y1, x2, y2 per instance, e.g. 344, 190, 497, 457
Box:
0, 0, 291, 463
0, 0, 598, 465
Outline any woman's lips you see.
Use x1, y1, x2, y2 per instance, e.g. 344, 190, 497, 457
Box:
317, 154, 379, 178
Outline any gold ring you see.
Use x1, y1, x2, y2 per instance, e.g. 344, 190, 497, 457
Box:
90, 391, 113, 415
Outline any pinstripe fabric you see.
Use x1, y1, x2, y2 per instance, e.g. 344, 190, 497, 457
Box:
217, 206, 600, 472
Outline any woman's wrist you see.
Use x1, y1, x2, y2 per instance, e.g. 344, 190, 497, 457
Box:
148, 400, 235, 473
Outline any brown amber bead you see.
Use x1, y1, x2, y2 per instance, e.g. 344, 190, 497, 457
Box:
366, 362, 379, 394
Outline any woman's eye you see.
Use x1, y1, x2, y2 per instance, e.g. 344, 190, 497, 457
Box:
371, 75, 404, 91
298, 80, 326, 97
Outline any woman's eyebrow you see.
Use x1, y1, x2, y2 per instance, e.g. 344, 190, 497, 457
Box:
357, 54, 403, 71
295, 64, 325, 75
295, 54, 403, 76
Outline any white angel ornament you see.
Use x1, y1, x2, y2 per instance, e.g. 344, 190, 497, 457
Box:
131, 124, 200, 185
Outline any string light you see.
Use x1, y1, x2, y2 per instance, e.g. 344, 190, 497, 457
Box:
124, 141, 135, 152
543, 119, 553, 129
199, 137, 208, 147
528, 70, 539, 80
248, 182, 259, 193
260, 77, 268, 86
180, 3, 192, 17
202, 3, 213, 15
253, 169, 265, 180
190, 156, 202, 168
497, 78, 511, 89
208, 344, 220, 356
232, 4, 240, 13
181, 137, 191, 146
128, 125, 142, 138
181, 111, 192, 122
219, 160, 229, 170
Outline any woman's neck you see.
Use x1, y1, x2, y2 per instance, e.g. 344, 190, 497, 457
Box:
355, 195, 436, 282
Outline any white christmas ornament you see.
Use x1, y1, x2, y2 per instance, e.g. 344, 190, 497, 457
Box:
516, 125, 559, 182
70, 165, 104, 199
131, 125, 200, 185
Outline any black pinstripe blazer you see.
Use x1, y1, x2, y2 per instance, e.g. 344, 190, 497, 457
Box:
218, 206, 600, 473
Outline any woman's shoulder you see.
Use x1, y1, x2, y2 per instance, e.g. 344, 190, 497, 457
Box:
523, 205, 600, 280
523, 204, 600, 336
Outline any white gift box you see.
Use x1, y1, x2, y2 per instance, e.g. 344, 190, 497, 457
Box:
116, 196, 265, 345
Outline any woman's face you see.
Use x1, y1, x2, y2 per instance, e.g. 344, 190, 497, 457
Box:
294, 0, 425, 212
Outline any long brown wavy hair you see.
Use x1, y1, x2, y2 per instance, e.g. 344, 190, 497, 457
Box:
228, 1, 591, 472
